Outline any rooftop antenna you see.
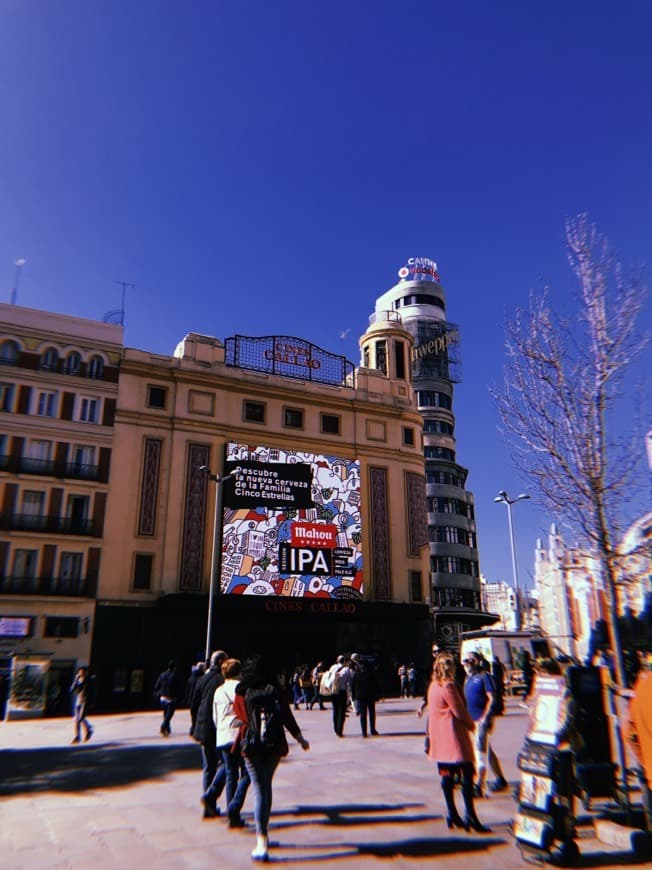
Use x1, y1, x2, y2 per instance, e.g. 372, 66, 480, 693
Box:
10, 258, 26, 305
339, 328, 350, 356
112, 280, 134, 326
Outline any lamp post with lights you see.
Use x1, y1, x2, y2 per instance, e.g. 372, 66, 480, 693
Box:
200, 465, 241, 661
494, 490, 530, 631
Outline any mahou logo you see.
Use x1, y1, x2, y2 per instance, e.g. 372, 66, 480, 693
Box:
291, 522, 338, 549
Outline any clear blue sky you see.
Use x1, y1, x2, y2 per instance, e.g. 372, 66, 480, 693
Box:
2, 1, 650, 588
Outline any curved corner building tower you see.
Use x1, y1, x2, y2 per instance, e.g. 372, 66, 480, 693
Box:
372, 258, 495, 647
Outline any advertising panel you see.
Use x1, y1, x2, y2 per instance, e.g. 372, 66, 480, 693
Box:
6, 655, 49, 720
221, 443, 363, 599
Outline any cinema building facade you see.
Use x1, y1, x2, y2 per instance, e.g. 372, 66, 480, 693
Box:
90, 309, 432, 709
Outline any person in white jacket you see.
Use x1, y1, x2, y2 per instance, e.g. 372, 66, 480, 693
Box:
213, 658, 250, 828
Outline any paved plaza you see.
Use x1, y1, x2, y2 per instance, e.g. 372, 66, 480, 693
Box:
0, 697, 643, 869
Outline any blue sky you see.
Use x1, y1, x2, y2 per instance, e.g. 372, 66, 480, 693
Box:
1, 1, 650, 589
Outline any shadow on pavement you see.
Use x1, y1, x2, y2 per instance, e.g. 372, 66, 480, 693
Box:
271, 801, 435, 831
578, 850, 652, 867
269, 836, 506, 863
0, 743, 200, 796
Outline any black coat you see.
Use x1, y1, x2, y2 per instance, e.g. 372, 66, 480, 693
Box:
352, 665, 380, 702
190, 668, 224, 745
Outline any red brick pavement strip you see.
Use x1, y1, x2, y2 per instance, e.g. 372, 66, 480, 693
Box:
0, 698, 637, 869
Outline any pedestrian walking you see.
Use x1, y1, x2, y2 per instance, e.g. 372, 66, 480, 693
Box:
212, 658, 250, 828
234, 653, 309, 862
407, 662, 417, 698
462, 651, 507, 797
398, 663, 408, 697
327, 655, 352, 737
70, 666, 93, 744
309, 661, 326, 710
351, 653, 380, 737
426, 652, 488, 832
190, 650, 228, 818
186, 661, 205, 734
154, 660, 179, 737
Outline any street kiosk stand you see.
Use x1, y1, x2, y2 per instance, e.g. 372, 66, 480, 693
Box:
514, 673, 580, 865
514, 666, 619, 865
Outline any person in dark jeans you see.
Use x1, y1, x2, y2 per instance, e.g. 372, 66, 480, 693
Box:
154, 660, 179, 737
351, 654, 380, 737
190, 650, 228, 818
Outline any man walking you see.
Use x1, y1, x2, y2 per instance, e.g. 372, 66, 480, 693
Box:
154, 660, 179, 737
328, 655, 352, 737
190, 650, 228, 818
351, 654, 380, 737
462, 652, 507, 797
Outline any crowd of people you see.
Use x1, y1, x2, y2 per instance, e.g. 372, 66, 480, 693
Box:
66, 643, 651, 863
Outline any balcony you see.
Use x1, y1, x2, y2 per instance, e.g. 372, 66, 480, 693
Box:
0, 574, 97, 597
0, 454, 102, 482
0, 512, 97, 536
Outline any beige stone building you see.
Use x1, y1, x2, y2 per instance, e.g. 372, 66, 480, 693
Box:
0, 302, 122, 717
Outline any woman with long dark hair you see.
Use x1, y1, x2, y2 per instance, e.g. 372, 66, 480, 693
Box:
234, 654, 309, 862
426, 652, 488, 832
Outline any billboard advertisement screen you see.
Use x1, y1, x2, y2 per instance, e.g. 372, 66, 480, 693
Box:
221, 443, 363, 599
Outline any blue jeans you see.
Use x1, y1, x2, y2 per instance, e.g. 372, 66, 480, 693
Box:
201, 742, 226, 801
73, 702, 91, 740
243, 752, 280, 835
160, 698, 175, 734
220, 745, 250, 818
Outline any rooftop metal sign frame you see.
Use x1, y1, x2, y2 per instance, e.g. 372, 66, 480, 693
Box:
225, 335, 355, 386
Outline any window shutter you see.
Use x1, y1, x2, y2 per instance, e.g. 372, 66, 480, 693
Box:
92, 492, 107, 536
60, 392, 75, 421
102, 398, 116, 426
16, 385, 32, 414
99, 447, 111, 483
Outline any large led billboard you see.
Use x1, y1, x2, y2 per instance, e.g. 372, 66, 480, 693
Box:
220, 443, 363, 599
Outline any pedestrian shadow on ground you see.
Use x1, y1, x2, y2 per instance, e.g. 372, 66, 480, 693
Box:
267, 836, 505, 863
577, 850, 652, 867
0, 743, 200, 796
270, 801, 437, 831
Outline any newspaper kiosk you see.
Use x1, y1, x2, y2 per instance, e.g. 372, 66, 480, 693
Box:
513, 673, 580, 865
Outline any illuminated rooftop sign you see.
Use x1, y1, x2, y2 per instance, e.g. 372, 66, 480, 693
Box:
397, 257, 441, 283
225, 335, 354, 386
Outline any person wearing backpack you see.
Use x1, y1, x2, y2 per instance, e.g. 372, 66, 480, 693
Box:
234, 654, 309, 863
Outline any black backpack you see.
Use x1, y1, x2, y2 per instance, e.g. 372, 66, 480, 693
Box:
241, 684, 284, 755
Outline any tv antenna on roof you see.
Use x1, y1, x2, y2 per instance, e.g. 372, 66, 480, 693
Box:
111, 280, 135, 327
10, 258, 26, 305
339, 328, 350, 356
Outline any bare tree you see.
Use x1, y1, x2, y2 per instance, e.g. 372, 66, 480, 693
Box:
493, 214, 650, 687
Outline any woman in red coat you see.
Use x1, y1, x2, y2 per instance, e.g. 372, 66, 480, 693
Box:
426, 652, 488, 832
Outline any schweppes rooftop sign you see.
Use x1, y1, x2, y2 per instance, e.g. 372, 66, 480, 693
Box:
397, 257, 440, 283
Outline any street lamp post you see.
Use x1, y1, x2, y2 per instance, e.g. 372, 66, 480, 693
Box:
200, 465, 240, 661
494, 490, 530, 631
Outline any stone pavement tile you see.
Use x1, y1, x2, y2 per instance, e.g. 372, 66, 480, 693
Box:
4, 846, 69, 870
94, 828, 149, 857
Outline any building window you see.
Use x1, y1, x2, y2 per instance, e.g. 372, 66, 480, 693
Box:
424, 446, 456, 461
44, 616, 79, 639
375, 340, 387, 375
64, 351, 82, 375
60, 552, 83, 581
40, 346, 59, 371
243, 400, 265, 423
67, 494, 90, 532
88, 355, 104, 379
403, 427, 415, 446
409, 570, 423, 602
133, 553, 153, 591
147, 385, 167, 409
283, 407, 304, 429
12, 549, 38, 579
0, 382, 14, 412
416, 390, 452, 410
0, 340, 20, 364
71, 444, 96, 472
320, 413, 340, 435
36, 390, 58, 417
21, 490, 45, 521
394, 340, 406, 379
78, 396, 99, 423
423, 419, 454, 435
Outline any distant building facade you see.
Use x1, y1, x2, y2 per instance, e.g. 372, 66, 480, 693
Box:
0, 303, 122, 716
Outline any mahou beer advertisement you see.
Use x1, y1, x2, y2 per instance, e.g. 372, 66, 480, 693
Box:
220, 443, 363, 599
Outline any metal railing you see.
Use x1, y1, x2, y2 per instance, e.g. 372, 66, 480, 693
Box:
0, 512, 96, 535
0, 575, 97, 597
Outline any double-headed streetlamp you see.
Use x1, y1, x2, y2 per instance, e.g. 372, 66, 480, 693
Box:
493, 490, 530, 631
200, 465, 241, 661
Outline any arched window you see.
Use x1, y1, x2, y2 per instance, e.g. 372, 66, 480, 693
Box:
88, 355, 104, 379
40, 346, 59, 371
0, 339, 20, 364
64, 351, 82, 375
